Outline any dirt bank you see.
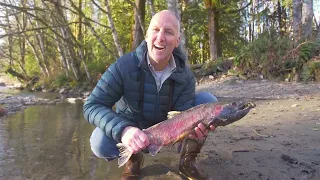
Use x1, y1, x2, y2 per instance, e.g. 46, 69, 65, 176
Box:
140, 78, 320, 180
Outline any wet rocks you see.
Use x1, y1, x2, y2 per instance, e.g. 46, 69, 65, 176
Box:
0, 93, 63, 117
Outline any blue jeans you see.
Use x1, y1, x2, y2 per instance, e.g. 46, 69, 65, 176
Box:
90, 92, 218, 161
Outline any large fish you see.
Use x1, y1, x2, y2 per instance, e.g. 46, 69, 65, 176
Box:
117, 101, 256, 167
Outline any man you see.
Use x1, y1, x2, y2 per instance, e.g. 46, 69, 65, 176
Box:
83, 10, 217, 180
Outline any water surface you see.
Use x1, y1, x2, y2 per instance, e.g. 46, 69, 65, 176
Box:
0, 103, 126, 179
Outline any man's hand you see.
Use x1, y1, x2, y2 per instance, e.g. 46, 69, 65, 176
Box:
188, 123, 215, 141
121, 126, 150, 154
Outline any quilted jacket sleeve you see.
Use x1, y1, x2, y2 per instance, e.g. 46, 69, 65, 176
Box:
173, 69, 196, 111
83, 62, 136, 143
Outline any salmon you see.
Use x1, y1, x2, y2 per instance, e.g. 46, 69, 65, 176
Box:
117, 101, 256, 167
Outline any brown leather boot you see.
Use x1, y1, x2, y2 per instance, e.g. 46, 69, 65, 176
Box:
121, 152, 143, 180
179, 139, 212, 180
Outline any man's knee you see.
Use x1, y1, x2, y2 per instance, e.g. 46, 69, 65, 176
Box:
194, 92, 218, 106
90, 127, 119, 161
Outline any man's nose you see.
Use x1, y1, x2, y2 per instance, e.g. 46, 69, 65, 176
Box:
156, 30, 165, 41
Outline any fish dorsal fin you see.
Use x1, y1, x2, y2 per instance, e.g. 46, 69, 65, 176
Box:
167, 111, 181, 119
147, 144, 163, 156
116, 143, 133, 167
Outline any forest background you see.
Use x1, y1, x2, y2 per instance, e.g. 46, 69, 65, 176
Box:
0, 0, 319, 91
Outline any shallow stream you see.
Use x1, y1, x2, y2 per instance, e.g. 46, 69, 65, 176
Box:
0, 92, 180, 179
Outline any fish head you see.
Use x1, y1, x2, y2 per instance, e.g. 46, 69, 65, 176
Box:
212, 102, 256, 126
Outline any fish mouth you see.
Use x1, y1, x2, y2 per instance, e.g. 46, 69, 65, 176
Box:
232, 102, 256, 119
211, 101, 256, 126
236, 102, 256, 111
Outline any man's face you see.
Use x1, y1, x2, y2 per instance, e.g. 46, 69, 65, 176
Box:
145, 11, 180, 65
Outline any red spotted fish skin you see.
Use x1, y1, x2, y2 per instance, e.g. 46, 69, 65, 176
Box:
143, 103, 222, 146
116, 102, 255, 167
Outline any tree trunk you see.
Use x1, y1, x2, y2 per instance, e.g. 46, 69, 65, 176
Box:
167, 0, 188, 62
29, 0, 51, 77
51, 0, 81, 80
59, 26, 80, 80
12, 3, 33, 78
16, 1, 29, 78
147, 0, 156, 16
43, 0, 70, 77
35, 25, 50, 77
318, 20, 320, 39
293, 0, 302, 44
282, 5, 288, 35
251, 0, 255, 41
5, 67, 29, 82
105, 0, 124, 57
131, 0, 146, 50
72, 0, 116, 57
78, 48, 92, 82
277, 0, 282, 35
25, 36, 48, 77
205, 0, 219, 61
53, 31, 69, 77
292, 0, 305, 82
302, 0, 313, 39
4, 7, 13, 66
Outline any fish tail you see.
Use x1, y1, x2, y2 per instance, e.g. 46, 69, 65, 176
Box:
116, 143, 132, 167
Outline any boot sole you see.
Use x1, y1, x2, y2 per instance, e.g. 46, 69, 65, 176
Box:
179, 171, 196, 180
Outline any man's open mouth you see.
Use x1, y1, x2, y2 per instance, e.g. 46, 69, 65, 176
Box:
154, 45, 165, 51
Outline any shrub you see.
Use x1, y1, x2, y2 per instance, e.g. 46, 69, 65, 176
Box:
234, 29, 319, 81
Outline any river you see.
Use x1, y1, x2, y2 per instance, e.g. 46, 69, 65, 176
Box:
0, 91, 179, 180
0, 90, 126, 179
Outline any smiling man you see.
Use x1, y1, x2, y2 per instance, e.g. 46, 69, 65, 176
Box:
83, 10, 217, 180
146, 10, 180, 71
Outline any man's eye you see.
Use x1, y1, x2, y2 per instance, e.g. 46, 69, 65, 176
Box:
166, 31, 173, 35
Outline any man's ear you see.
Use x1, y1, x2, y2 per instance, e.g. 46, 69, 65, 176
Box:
175, 37, 180, 48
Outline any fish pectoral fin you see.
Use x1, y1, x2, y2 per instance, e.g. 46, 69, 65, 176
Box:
116, 143, 133, 167
174, 140, 185, 154
167, 111, 181, 119
147, 144, 163, 156
171, 132, 190, 152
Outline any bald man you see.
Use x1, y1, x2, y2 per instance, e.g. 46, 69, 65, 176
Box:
84, 10, 217, 180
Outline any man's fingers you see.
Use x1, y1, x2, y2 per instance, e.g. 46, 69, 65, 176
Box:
188, 124, 215, 140
138, 134, 149, 146
130, 141, 141, 153
210, 125, 215, 131
135, 138, 147, 149
121, 126, 150, 154
198, 123, 206, 131
198, 124, 208, 134
195, 127, 205, 138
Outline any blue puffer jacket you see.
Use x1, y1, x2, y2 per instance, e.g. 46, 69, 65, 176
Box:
83, 41, 196, 143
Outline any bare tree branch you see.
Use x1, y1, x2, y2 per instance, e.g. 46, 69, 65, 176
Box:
44, 0, 109, 29
224, 1, 252, 14
0, 2, 46, 12
0, 21, 85, 38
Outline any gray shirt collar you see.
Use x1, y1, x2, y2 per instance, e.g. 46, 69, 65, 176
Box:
147, 54, 177, 73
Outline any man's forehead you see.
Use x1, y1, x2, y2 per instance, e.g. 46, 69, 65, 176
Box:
150, 13, 178, 28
